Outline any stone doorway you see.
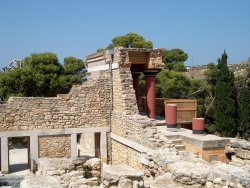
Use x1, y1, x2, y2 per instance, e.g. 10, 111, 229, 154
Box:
8, 136, 30, 174
77, 133, 95, 157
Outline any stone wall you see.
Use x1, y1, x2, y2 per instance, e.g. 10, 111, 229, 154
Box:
112, 68, 138, 115
112, 139, 143, 170
39, 135, 71, 158
0, 79, 110, 131
226, 138, 250, 165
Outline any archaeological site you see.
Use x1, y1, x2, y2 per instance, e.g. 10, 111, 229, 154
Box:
0, 47, 250, 188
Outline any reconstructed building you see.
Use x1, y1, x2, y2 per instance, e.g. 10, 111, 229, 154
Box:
0, 47, 229, 174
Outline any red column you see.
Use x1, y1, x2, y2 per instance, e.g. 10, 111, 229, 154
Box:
165, 104, 177, 128
132, 72, 141, 106
192, 118, 205, 134
144, 71, 158, 119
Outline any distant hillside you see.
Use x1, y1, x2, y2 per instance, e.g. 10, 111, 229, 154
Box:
185, 61, 250, 79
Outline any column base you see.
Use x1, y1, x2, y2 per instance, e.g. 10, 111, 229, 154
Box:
167, 124, 177, 128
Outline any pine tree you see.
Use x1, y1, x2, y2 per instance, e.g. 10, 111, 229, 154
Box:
214, 51, 238, 137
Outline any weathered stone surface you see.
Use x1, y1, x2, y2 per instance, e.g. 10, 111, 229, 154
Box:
101, 165, 144, 188
171, 161, 211, 185
20, 176, 62, 188
118, 179, 132, 188
84, 158, 101, 171
210, 162, 250, 187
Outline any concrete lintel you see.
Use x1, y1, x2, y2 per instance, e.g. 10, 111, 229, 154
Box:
1, 137, 9, 173
71, 133, 77, 159
111, 133, 152, 153
0, 127, 109, 138
100, 132, 107, 163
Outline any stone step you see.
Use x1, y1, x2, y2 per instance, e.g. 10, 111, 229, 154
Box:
171, 139, 183, 144
175, 144, 185, 151
166, 135, 180, 140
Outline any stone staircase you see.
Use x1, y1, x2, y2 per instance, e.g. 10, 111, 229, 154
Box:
166, 135, 185, 151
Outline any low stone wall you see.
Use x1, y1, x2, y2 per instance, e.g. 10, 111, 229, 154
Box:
37, 157, 101, 187
226, 138, 250, 165
112, 140, 143, 170
39, 135, 71, 158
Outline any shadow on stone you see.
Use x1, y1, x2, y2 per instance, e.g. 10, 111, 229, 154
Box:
9, 163, 29, 173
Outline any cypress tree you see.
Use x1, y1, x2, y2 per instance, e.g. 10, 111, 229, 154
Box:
214, 51, 238, 137
238, 67, 250, 139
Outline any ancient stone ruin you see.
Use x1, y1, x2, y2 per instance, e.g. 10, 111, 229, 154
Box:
0, 47, 250, 187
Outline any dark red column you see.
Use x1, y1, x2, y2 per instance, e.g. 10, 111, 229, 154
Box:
165, 104, 177, 128
132, 72, 141, 107
144, 71, 158, 119
192, 118, 205, 134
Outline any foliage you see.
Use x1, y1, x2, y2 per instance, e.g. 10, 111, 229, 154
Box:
0, 53, 85, 101
214, 51, 238, 137
237, 64, 250, 139
163, 49, 188, 72
108, 33, 153, 49
156, 70, 191, 98
58, 56, 86, 94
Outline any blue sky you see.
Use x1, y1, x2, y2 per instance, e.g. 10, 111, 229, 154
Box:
0, 0, 249, 68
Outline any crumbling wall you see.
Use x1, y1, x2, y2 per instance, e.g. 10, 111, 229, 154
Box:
39, 135, 71, 158
112, 139, 143, 169
226, 138, 250, 165
0, 79, 110, 159
0, 79, 110, 131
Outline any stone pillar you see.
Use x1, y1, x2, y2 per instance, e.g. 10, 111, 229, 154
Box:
94, 133, 101, 159
132, 72, 141, 107
30, 135, 38, 172
100, 132, 107, 163
144, 71, 158, 119
71, 134, 77, 159
165, 104, 177, 128
192, 118, 205, 134
1, 137, 9, 173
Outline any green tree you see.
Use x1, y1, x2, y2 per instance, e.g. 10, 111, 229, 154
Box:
156, 70, 191, 98
0, 53, 86, 101
214, 51, 238, 137
108, 33, 153, 49
22, 52, 62, 97
163, 49, 188, 72
237, 64, 250, 139
58, 57, 86, 93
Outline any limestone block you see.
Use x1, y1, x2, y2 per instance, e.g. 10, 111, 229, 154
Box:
20, 175, 62, 188
171, 161, 211, 185
235, 148, 250, 160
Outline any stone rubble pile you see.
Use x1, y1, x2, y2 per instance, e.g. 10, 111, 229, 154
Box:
226, 138, 250, 166
139, 142, 250, 188
143, 127, 176, 149
20, 157, 102, 188
101, 164, 144, 188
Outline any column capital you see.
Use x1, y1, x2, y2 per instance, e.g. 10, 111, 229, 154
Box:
143, 70, 159, 77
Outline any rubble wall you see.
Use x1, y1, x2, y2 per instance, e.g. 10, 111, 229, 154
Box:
39, 135, 71, 158
226, 138, 250, 165
0, 79, 110, 158
112, 140, 143, 170
0, 79, 110, 131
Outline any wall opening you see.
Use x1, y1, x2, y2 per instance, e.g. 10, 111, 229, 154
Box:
8, 136, 30, 173
77, 133, 95, 157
